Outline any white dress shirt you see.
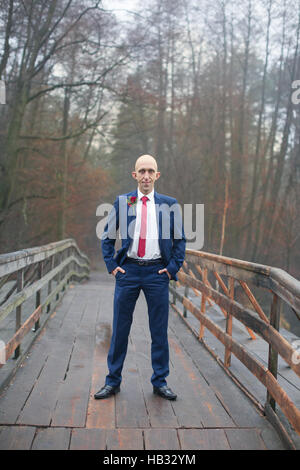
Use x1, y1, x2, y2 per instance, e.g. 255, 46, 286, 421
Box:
127, 188, 161, 260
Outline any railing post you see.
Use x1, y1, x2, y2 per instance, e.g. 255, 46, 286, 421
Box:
33, 261, 43, 332
172, 280, 176, 305
71, 246, 75, 283
47, 255, 54, 313
62, 249, 66, 292
199, 267, 207, 339
67, 247, 71, 285
224, 277, 235, 368
183, 285, 189, 318
266, 292, 282, 411
14, 268, 24, 359
56, 253, 60, 301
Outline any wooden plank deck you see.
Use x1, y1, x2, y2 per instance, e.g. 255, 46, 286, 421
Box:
0, 269, 288, 450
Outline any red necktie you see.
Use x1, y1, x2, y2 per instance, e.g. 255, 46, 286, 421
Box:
137, 196, 148, 258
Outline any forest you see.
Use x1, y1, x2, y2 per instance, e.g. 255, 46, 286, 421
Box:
0, 0, 299, 282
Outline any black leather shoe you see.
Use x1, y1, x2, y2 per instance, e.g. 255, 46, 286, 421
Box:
94, 384, 120, 399
153, 385, 177, 400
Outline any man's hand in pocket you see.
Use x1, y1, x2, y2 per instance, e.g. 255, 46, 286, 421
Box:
112, 267, 126, 277
158, 268, 171, 279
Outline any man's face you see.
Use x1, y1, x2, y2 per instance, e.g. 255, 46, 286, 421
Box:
132, 157, 160, 194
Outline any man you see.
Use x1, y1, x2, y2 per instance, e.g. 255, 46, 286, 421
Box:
95, 155, 186, 400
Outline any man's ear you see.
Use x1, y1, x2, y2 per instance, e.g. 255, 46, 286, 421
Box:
131, 171, 137, 180
155, 171, 161, 180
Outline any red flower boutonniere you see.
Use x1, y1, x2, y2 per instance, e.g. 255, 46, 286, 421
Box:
127, 196, 137, 206
127, 196, 137, 215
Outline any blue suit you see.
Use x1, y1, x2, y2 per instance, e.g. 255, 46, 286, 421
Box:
101, 189, 186, 388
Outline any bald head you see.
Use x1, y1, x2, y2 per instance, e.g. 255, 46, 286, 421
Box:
135, 154, 158, 172
132, 154, 160, 195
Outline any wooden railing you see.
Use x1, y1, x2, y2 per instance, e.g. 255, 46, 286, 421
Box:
0, 239, 90, 368
170, 249, 300, 441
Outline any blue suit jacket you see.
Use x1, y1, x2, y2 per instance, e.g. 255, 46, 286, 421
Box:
101, 189, 186, 281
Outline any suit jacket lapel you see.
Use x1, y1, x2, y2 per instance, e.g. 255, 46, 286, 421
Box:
126, 189, 138, 240
154, 191, 163, 244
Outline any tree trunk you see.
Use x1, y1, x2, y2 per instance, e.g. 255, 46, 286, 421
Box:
231, 0, 252, 257
57, 87, 70, 240
252, 0, 287, 262
244, 0, 273, 261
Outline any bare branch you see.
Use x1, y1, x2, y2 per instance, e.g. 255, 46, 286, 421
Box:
19, 110, 108, 141
0, 0, 14, 77
7, 193, 56, 210
30, 1, 102, 80
27, 53, 130, 103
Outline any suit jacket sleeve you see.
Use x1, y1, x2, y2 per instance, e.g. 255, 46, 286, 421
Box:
166, 199, 186, 280
101, 197, 119, 274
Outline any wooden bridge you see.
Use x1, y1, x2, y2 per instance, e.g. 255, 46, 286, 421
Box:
0, 239, 299, 451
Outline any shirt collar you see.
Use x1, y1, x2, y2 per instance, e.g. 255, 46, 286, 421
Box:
137, 187, 154, 202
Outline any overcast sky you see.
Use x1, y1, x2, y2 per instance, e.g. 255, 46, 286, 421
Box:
102, 0, 140, 19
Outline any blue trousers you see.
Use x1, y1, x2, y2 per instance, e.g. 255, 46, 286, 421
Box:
105, 259, 170, 388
